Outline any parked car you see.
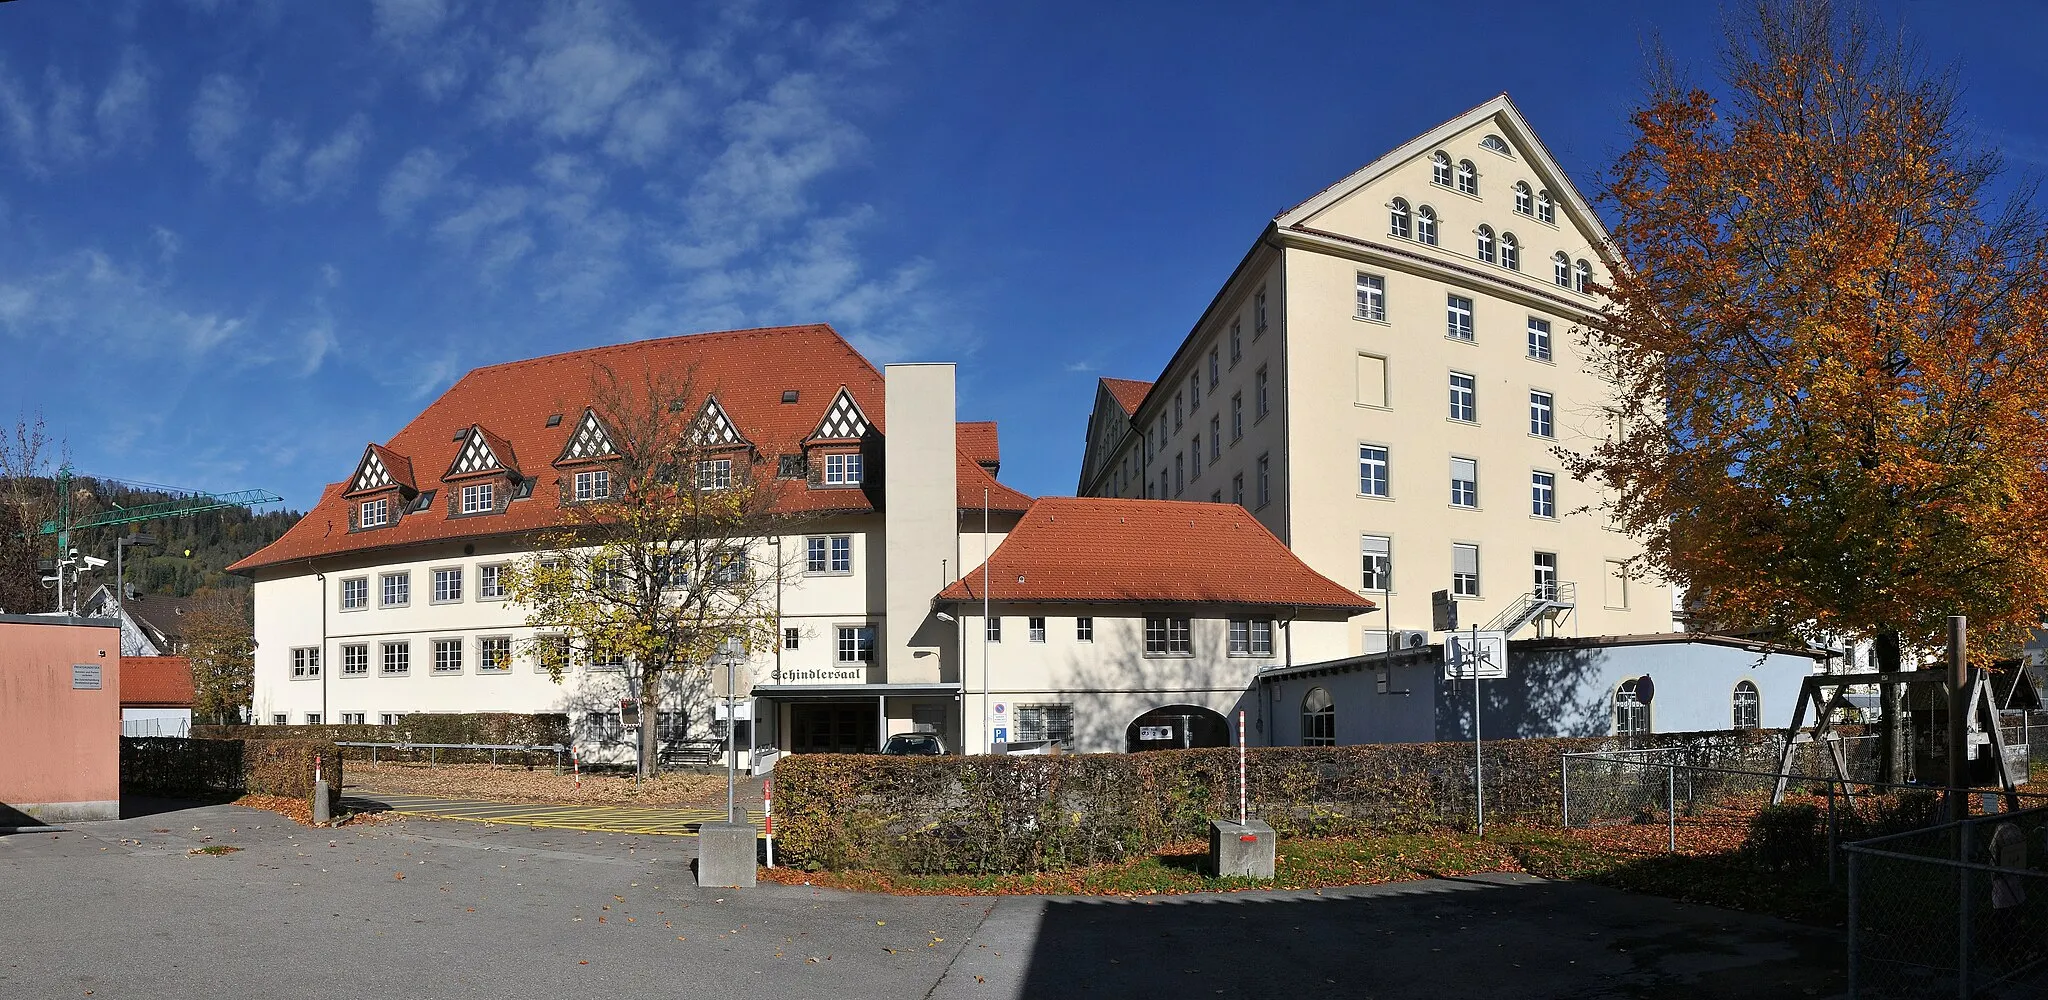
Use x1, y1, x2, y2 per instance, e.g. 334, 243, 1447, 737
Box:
882, 733, 946, 755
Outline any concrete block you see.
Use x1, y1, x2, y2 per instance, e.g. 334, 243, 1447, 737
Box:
1209, 818, 1276, 879
696, 821, 758, 887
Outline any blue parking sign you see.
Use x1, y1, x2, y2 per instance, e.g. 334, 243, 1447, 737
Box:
992, 727, 1008, 742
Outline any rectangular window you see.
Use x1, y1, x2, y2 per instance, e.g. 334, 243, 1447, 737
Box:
380, 641, 410, 676
340, 577, 368, 610
836, 625, 876, 663
1029, 616, 1046, 642
1453, 543, 1481, 597
291, 646, 321, 679
591, 647, 626, 671
341, 643, 369, 677
806, 537, 829, 573
1530, 390, 1554, 437
360, 498, 388, 528
1605, 560, 1630, 609
272, 714, 288, 726
1256, 454, 1271, 508
1449, 371, 1476, 422
1231, 394, 1243, 441
478, 636, 512, 674
710, 551, 745, 584
986, 617, 1002, 642
1534, 552, 1559, 601
1144, 616, 1193, 655
461, 482, 494, 514
1255, 287, 1268, 334
1174, 392, 1184, 431
1076, 617, 1093, 642
380, 713, 406, 726
304, 713, 322, 725
1189, 374, 1200, 409
1355, 273, 1386, 322
1532, 471, 1556, 518
777, 454, 807, 479
825, 453, 863, 485
1527, 317, 1553, 362
432, 638, 463, 675
1228, 619, 1274, 656
1175, 453, 1184, 496
1208, 347, 1219, 387
1361, 535, 1392, 591
574, 468, 610, 501
432, 566, 463, 604
1209, 418, 1221, 460
380, 571, 409, 608
1359, 445, 1390, 497
1356, 354, 1387, 408
538, 635, 570, 674
341, 712, 366, 725
1191, 437, 1202, 480
1446, 294, 1474, 341
1450, 457, 1478, 508
1232, 473, 1245, 507
1014, 704, 1075, 745
650, 553, 687, 589
783, 627, 800, 650
1230, 320, 1242, 364
478, 563, 507, 600
1255, 367, 1270, 419
697, 458, 733, 490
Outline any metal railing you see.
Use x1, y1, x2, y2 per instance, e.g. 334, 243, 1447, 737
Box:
337, 741, 569, 771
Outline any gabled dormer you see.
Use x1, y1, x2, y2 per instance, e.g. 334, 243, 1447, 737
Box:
804, 387, 873, 489
345, 444, 418, 532
554, 408, 618, 466
687, 395, 749, 449
443, 425, 523, 518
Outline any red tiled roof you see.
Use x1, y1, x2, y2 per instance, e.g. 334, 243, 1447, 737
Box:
230, 325, 1032, 573
1099, 378, 1153, 417
959, 421, 999, 472
937, 497, 1374, 611
122, 656, 194, 708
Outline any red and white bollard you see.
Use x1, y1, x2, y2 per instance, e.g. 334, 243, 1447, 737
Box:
572, 748, 582, 790
1238, 711, 1247, 826
763, 776, 775, 868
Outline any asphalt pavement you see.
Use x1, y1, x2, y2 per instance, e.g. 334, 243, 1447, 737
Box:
0, 800, 1846, 999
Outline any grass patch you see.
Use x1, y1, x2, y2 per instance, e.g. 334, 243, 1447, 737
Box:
188, 845, 242, 856
761, 831, 1522, 896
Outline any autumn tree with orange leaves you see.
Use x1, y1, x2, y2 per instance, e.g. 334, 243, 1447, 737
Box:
1572, 0, 2048, 777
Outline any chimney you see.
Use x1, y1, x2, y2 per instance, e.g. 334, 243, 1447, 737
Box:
883, 363, 958, 684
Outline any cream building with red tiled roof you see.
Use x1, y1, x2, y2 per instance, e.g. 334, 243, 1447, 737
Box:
234, 325, 1371, 759
1078, 94, 1674, 653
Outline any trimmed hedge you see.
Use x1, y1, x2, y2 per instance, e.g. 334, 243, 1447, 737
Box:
122, 737, 342, 812
774, 729, 1807, 874
194, 712, 569, 749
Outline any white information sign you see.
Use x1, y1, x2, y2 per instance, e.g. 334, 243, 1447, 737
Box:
1138, 726, 1174, 741
1443, 630, 1508, 681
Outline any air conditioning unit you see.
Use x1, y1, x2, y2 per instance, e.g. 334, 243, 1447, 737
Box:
1364, 629, 1432, 653
1397, 629, 1430, 649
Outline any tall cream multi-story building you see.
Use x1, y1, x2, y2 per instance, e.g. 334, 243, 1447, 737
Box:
1078, 94, 1672, 650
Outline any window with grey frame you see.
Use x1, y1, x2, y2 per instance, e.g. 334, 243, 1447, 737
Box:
1144, 616, 1192, 655
1361, 535, 1392, 591
1358, 445, 1390, 497
340, 576, 368, 610
1452, 543, 1480, 597
1302, 688, 1335, 746
1448, 372, 1476, 422
1228, 618, 1273, 656
1450, 457, 1478, 508
1014, 704, 1074, 745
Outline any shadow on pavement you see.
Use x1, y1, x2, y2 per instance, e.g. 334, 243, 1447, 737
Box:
118, 792, 239, 819
1014, 875, 1844, 1000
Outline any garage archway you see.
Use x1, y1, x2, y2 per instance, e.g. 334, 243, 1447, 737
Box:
1125, 705, 1230, 752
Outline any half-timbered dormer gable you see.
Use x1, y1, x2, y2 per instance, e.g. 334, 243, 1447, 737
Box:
553, 408, 618, 466
808, 387, 871, 442
445, 425, 520, 483
346, 444, 415, 498
687, 395, 748, 449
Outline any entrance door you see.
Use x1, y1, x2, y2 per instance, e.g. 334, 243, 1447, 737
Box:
792, 702, 878, 753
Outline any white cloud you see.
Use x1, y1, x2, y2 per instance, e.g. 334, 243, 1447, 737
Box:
254, 128, 306, 202
0, 249, 246, 359
378, 146, 454, 223
371, 0, 452, 43
94, 50, 151, 150
0, 64, 37, 170
256, 114, 372, 203
188, 74, 249, 177
481, 0, 693, 161
42, 70, 89, 162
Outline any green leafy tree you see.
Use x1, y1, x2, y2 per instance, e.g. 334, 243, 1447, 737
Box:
505, 365, 793, 777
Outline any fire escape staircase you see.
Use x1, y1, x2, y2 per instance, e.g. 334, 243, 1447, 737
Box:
1485, 581, 1577, 638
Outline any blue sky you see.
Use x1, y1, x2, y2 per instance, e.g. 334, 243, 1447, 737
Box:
2, 0, 2043, 511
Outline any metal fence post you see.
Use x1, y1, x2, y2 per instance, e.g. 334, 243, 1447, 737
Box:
1959, 821, 1973, 999
1560, 754, 1571, 829
1847, 849, 1861, 999
1827, 781, 1838, 886
1667, 762, 1677, 854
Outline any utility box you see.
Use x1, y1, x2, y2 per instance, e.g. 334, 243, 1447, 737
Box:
696, 821, 758, 887
0, 615, 122, 824
1208, 818, 1276, 879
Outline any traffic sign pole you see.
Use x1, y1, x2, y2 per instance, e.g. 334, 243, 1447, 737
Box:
1472, 622, 1483, 837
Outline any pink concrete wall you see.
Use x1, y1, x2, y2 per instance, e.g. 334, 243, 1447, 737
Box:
0, 618, 121, 823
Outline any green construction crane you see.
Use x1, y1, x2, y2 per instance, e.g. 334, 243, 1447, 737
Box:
35, 465, 285, 610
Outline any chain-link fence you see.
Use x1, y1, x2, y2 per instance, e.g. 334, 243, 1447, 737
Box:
1563, 736, 1878, 826
1849, 802, 2048, 997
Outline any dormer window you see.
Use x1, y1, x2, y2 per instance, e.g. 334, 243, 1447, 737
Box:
824, 453, 863, 486
697, 459, 733, 490
361, 498, 389, 528
574, 469, 610, 501
461, 483, 495, 514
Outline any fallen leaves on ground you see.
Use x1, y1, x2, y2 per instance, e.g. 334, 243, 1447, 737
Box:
187, 845, 241, 855
231, 793, 390, 828
346, 761, 727, 808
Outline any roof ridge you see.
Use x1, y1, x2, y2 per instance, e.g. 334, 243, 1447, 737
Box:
459, 324, 875, 382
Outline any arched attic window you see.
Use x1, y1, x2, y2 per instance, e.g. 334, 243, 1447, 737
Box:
1431, 151, 1453, 187
1456, 159, 1478, 196
1475, 225, 1496, 265
1499, 232, 1521, 271
1389, 198, 1411, 239
1415, 206, 1439, 246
